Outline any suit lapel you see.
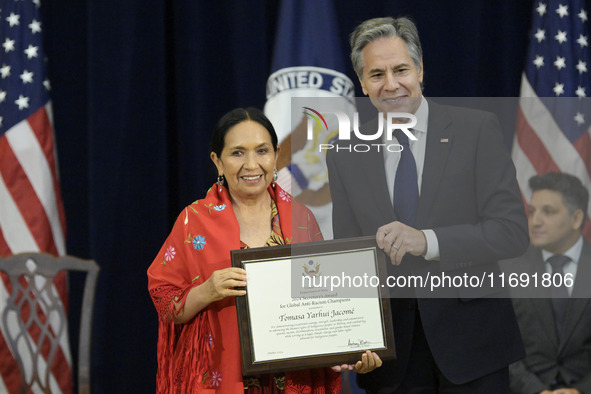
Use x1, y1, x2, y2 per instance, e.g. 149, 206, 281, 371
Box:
416, 101, 453, 228
559, 240, 591, 351
560, 299, 589, 352
533, 298, 560, 348
570, 240, 591, 298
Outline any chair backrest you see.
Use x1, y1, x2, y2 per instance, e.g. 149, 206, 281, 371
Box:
0, 253, 99, 394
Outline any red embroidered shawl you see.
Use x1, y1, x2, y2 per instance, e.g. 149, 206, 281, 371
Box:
147, 183, 341, 393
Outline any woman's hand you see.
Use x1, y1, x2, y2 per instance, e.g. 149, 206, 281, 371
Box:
331, 350, 382, 374
174, 267, 246, 324
203, 267, 247, 303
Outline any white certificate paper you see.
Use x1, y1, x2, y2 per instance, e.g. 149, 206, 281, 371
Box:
244, 249, 386, 362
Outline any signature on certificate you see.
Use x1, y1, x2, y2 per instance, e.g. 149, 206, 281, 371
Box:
347, 339, 370, 348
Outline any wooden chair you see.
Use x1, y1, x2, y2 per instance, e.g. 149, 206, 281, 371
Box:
0, 253, 100, 394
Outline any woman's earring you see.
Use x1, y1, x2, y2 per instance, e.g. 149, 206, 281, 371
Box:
273, 169, 278, 181
217, 174, 224, 190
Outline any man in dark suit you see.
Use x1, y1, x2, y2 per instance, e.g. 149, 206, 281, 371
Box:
326, 17, 529, 392
506, 172, 591, 394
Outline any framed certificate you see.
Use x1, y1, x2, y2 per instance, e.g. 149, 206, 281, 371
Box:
231, 235, 396, 375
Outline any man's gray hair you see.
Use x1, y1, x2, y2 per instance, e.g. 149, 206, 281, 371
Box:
350, 17, 423, 80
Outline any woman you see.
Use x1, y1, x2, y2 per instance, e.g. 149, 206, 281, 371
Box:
148, 107, 380, 393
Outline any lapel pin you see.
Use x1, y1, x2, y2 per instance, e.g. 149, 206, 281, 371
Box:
440, 138, 449, 143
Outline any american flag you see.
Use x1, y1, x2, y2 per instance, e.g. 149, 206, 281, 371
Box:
512, 0, 591, 239
0, 0, 71, 392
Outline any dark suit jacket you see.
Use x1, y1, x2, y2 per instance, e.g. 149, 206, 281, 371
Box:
326, 100, 529, 391
505, 242, 591, 394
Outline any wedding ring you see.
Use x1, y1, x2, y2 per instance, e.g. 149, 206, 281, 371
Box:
392, 243, 399, 251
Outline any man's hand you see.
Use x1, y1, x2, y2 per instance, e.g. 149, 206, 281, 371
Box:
376, 221, 427, 265
331, 350, 382, 374
551, 388, 581, 394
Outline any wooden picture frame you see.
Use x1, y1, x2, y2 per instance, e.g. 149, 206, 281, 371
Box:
231, 235, 396, 375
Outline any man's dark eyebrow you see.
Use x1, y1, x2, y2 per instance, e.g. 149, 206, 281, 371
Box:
367, 63, 412, 75
367, 67, 385, 75
392, 63, 411, 70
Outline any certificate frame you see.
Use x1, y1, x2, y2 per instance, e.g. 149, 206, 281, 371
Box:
231, 235, 396, 375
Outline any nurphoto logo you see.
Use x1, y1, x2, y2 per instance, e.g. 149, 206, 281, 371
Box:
303, 107, 417, 152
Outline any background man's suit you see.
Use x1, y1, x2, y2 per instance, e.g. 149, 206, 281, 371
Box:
326, 100, 529, 392
506, 242, 591, 393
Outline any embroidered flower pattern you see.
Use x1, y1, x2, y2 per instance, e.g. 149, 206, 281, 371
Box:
192, 235, 206, 250
278, 189, 291, 202
164, 246, 176, 262
211, 371, 222, 387
213, 204, 226, 211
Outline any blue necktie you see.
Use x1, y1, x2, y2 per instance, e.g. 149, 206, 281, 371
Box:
548, 254, 570, 339
393, 129, 419, 227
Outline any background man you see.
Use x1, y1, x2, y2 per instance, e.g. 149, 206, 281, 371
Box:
326, 16, 529, 392
507, 172, 591, 394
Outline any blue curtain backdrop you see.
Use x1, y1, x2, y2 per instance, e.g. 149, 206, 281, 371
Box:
38, 0, 540, 392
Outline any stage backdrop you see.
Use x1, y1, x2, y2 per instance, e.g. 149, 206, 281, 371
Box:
38, 0, 535, 392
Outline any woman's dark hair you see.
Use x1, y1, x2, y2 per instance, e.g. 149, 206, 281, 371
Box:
211, 107, 279, 157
